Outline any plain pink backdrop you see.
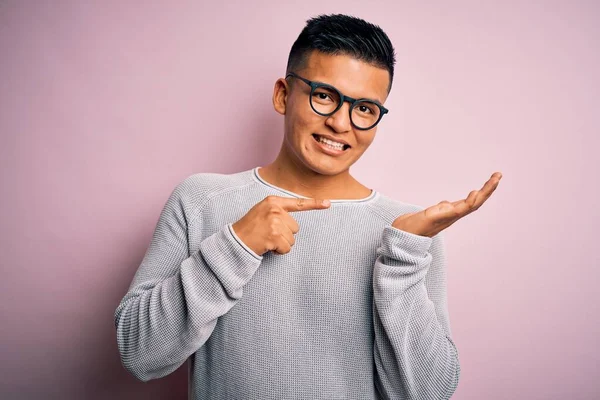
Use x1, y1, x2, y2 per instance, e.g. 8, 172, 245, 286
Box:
1, 1, 598, 399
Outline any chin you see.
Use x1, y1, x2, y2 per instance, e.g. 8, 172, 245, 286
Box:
304, 158, 354, 176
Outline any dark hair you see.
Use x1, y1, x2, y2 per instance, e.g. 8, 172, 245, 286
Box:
286, 14, 396, 93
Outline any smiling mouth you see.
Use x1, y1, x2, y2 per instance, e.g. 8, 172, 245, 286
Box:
312, 134, 351, 150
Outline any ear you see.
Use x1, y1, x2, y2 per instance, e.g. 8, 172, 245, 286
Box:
272, 78, 288, 115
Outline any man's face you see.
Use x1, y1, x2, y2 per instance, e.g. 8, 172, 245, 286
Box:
273, 50, 390, 176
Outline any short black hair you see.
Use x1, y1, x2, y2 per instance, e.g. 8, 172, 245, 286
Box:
286, 14, 396, 93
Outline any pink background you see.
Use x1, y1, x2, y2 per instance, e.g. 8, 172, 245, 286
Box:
1, 1, 598, 399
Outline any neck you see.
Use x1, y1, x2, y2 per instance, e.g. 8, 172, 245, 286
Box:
258, 146, 371, 200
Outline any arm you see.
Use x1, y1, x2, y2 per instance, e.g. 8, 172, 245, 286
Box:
372, 225, 461, 399
113, 179, 263, 382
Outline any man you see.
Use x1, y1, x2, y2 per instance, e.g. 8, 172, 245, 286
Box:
114, 13, 501, 400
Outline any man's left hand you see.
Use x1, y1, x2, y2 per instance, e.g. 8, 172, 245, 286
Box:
392, 172, 503, 238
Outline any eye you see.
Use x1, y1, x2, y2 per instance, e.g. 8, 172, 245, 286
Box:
313, 91, 335, 102
357, 104, 375, 114
312, 86, 338, 104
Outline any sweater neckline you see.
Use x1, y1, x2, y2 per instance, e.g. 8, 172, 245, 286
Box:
251, 166, 378, 204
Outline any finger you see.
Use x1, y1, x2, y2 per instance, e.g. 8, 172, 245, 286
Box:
472, 174, 501, 208
465, 190, 479, 208
450, 188, 484, 214
279, 212, 300, 234
449, 198, 477, 217
428, 202, 464, 224
451, 173, 501, 213
281, 224, 296, 247
275, 196, 331, 212
274, 231, 293, 255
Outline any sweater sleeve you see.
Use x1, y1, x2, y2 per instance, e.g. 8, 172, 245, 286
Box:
372, 225, 461, 399
113, 179, 263, 382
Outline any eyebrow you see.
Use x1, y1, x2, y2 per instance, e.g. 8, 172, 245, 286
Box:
312, 79, 384, 105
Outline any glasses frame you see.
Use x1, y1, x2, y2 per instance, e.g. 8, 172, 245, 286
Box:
285, 71, 389, 131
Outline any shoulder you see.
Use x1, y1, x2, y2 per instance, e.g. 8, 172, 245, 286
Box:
368, 192, 446, 244
165, 168, 257, 221
367, 192, 426, 225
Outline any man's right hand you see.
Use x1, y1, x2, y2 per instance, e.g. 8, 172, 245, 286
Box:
231, 195, 331, 256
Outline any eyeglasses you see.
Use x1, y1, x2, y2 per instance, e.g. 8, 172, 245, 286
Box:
285, 71, 389, 131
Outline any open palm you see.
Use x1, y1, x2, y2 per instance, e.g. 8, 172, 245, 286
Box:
392, 172, 503, 238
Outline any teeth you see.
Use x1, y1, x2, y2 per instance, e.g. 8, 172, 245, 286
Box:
317, 135, 345, 149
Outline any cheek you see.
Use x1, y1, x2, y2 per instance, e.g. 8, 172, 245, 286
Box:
356, 131, 376, 149
285, 104, 321, 134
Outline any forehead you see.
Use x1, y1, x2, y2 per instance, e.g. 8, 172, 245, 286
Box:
298, 50, 390, 104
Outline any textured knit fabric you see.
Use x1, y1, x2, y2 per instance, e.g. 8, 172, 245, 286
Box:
114, 166, 461, 400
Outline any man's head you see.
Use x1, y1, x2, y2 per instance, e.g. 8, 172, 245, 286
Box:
272, 14, 396, 177
286, 14, 396, 94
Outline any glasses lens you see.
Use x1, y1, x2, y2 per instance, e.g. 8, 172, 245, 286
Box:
351, 101, 381, 129
310, 85, 341, 115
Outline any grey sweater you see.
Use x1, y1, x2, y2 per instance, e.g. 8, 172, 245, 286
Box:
114, 166, 461, 400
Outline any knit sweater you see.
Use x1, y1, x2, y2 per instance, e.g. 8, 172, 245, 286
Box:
114, 166, 461, 400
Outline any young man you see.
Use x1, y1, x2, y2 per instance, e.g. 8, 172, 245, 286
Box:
114, 14, 501, 400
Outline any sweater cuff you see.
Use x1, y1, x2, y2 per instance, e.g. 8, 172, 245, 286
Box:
376, 225, 433, 266
227, 223, 263, 260
197, 223, 263, 294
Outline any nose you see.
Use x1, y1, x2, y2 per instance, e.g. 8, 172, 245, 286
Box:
324, 101, 352, 133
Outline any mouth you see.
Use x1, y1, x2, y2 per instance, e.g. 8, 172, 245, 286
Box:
312, 134, 351, 151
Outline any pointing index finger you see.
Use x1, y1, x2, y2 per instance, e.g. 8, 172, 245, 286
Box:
278, 197, 331, 212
